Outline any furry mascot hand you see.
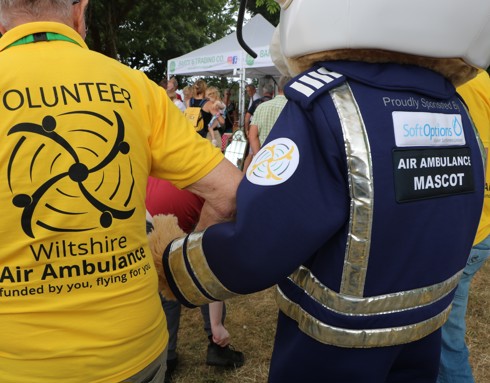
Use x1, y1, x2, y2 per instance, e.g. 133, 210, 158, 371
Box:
147, 214, 186, 301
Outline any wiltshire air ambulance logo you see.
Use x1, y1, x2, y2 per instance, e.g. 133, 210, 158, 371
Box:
7, 110, 135, 238
246, 138, 299, 186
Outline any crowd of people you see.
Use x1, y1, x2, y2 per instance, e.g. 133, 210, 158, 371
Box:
160, 74, 294, 176
160, 77, 238, 153
0, 0, 489, 383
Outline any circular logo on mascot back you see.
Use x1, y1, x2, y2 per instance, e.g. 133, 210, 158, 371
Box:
246, 138, 299, 186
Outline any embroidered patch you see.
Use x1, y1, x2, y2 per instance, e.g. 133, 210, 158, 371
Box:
393, 147, 474, 202
393, 111, 465, 147
247, 138, 299, 186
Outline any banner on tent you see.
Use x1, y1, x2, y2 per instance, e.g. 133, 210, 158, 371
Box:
244, 45, 272, 69
168, 51, 243, 75
168, 45, 274, 76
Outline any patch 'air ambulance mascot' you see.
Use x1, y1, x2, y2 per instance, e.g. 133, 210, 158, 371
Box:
149, 1, 490, 382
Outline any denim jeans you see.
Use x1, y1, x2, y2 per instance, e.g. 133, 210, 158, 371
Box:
437, 234, 490, 383
160, 295, 226, 360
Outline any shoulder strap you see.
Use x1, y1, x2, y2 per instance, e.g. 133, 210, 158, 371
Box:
285, 65, 345, 108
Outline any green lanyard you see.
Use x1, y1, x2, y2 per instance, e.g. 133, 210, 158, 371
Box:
6, 32, 81, 49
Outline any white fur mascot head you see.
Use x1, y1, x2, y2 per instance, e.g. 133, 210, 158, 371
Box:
271, 0, 490, 86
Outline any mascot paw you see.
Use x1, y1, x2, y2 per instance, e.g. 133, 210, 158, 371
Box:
147, 214, 185, 301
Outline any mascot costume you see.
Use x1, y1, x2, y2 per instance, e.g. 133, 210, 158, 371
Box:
149, 0, 490, 381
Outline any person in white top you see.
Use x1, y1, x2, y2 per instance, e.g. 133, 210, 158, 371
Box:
167, 90, 186, 113
245, 83, 260, 109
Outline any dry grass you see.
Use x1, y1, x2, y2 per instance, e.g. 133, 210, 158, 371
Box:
171, 289, 276, 383
171, 261, 490, 383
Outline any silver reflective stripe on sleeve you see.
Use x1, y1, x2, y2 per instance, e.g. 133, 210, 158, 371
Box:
186, 232, 239, 300
167, 231, 239, 305
167, 236, 206, 304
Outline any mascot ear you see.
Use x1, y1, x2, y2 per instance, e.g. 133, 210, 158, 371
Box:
147, 214, 186, 301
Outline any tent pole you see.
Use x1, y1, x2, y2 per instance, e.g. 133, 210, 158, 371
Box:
239, 67, 246, 130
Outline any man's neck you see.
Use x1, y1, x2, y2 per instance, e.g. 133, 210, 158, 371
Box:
4, 16, 74, 31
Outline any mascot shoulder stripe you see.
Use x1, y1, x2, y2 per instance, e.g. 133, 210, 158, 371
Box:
285, 65, 345, 107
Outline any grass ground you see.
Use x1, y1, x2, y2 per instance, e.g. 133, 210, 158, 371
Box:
170, 260, 490, 383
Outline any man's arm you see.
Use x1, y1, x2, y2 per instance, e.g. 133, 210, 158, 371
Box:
185, 158, 243, 230
244, 111, 252, 137
209, 301, 230, 347
248, 124, 261, 156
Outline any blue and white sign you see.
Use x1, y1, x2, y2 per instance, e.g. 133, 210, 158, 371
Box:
393, 112, 465, 147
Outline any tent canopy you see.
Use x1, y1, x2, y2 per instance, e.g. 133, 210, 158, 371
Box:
167, 14, 280, 78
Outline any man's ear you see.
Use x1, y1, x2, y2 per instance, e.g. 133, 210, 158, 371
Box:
72, 0, 89, 39
0, 23, 7, 35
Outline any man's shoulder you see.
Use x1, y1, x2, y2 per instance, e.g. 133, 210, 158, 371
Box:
251, 95, 272, 109
247, 98, 263, 114
251, 97, 264, 107
256, 95, 286, 111
271, 94, 288, 105
253, 101, 267, 117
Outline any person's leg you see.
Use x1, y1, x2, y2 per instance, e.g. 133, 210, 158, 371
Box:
160, 295, 181, 382
437, 234, 490, 383
438, 272, 474, 383
161, 296, 181, 361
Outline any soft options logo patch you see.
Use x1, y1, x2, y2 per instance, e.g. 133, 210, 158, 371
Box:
247, 138, 299, 186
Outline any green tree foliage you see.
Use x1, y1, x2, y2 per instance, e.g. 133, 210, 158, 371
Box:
246, 0, 280, 26
86, 0, 238, 82
85, 0, 490, 84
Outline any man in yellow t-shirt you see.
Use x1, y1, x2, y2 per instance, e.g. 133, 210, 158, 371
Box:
0, 1, 242, 382
438, 70, 490, 383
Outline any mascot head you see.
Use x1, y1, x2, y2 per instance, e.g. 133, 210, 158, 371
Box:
268, 0, 490, 86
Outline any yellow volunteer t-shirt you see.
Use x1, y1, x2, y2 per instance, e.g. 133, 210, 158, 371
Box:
458, 71, 490, 245
0, 22, 223, 382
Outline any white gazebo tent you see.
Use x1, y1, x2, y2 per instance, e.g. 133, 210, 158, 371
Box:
167, 14, 279, 77
167, 14, 280, 127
